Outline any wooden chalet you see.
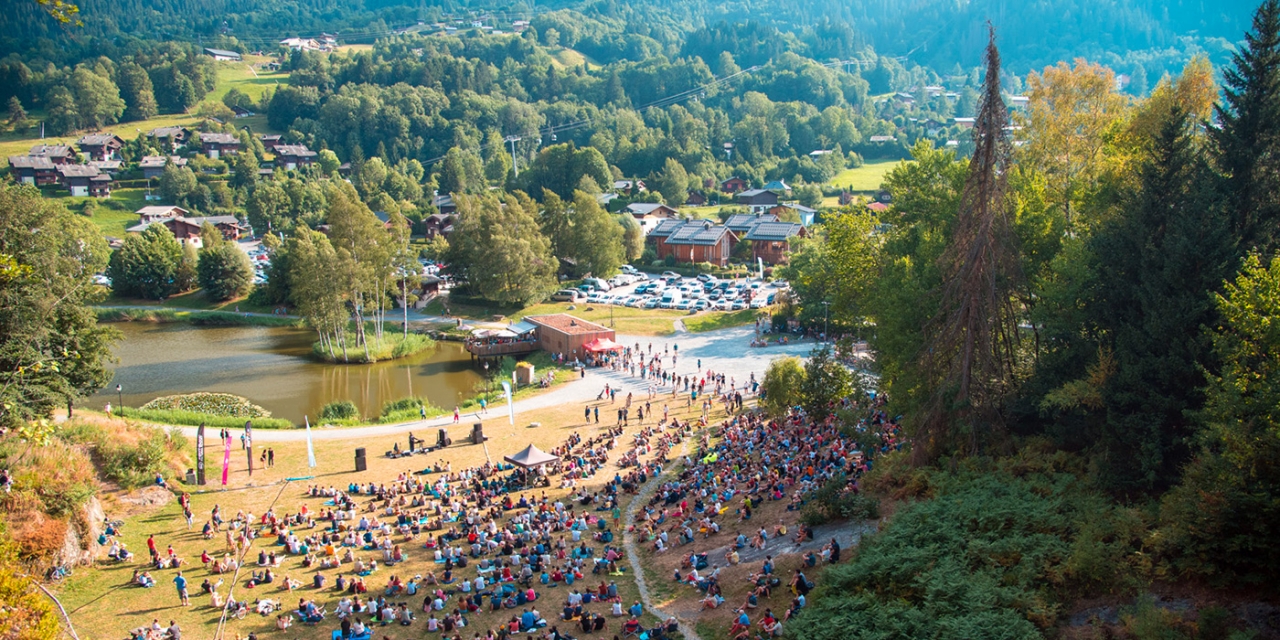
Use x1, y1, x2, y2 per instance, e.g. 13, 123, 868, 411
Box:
743, 221, 806, 265
199, 132, 241, 159
7, 156, 58, 186
57, 164, 105, 197
139, 155, 188, 180
29, 144, 76, 165
77, 134, 124, 161
274, 144, 317, 170
148, 127, 192, 152
736, 188, 780, 213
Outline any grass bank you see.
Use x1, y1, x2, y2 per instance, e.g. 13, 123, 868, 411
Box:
683, 308, 760, 332
827, 159, 902, 192
95, 307, 303, 328
311, 330, 435, 364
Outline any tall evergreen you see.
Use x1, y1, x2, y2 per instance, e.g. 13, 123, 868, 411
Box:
1090, 107, 1234, 490
1213, 0, 1280, 256
916, 25, 1020, 460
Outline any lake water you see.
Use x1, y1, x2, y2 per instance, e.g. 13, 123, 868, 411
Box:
91, 322, 486, 423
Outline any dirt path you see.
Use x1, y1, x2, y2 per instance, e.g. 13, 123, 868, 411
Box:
623, 436, 703, 640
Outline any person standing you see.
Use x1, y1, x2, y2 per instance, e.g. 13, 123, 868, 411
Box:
174, 571, 189, 606
453, 406, 460, 423
593, 406, 599, 424
267, 448, 275, 468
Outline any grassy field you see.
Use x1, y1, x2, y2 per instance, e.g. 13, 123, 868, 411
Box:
207, 57, 290, 105
424, 297, 695, 336
827, 159, 903, 192
100, 287, 282, 314
48, 187, 149, 238
54, 392, 713, 639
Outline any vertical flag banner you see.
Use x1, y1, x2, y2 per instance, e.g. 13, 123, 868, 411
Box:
221, 433, 231, 485
195, 423, 206, 485
502, 381, 515, 426
244, 420, 253, 477
305, 416, 316, 468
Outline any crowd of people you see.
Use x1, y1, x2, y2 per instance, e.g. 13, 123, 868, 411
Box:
112, 341, 899, 640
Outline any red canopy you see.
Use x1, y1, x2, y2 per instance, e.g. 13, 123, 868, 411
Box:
583, 337, 623, 353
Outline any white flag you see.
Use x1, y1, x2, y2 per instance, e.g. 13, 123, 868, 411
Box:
304, 416, 316, 468
501, 381, 514, 426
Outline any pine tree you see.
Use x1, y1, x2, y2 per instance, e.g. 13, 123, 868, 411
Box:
6, 96, 27, 129
1213, 0, 1280, 256
1089, 106, 1233, 490
917, 25, 1021, 460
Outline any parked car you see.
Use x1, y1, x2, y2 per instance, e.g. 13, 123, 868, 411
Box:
583, 277, 612, 291
696, 273, 715, 283
693, 299, 710, 311
551, 289, 581, 302
579, 284, 597, 294
661, 271, 681, 280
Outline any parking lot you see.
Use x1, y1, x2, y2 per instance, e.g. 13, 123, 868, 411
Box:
551, 266, 790, 313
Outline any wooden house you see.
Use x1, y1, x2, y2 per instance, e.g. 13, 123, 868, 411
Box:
7, 156, 58, 186
29, 144, 76, 164
199, 132, 241, 159
77, 134, 124, 161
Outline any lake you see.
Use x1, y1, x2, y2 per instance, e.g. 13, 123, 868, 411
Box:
92, 322, 487, 423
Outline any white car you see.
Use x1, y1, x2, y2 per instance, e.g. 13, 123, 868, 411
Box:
693, 299, 710, 311
644, 298, 661, 309
675, 300, 693, 311
751, 297, 770, 309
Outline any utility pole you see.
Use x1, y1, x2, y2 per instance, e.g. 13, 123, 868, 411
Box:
505, 135, 522, 177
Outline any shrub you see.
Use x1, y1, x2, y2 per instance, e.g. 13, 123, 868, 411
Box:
799, 474, 880, 527
115, 407, 293, 429
59, 420, 190, 489
787, 450, 1148, 639
141, 392, 271, 418
321, 400, 359, 421
380, 397, 441, 422
0, 438, 97, 518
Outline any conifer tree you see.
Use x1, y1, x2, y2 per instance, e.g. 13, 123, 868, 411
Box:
1213, 0, 1280, 256
916, 25, 1020, 459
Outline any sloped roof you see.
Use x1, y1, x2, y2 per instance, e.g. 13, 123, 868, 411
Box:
666, 220, 733, 246
724, 213, 778, 233
503, 444, 559, 468
149, 126, 189, 138
200, 132, 241, 145
625, 202, 674, 216
744, 221, 804, 242
78, 133, 123, 146
139, 155, 187, 168
274, 144, 317, 157
7, 156, 55, 170
30, 144, 73, 157
647, 218, 685, 238
57, 164, 101, 178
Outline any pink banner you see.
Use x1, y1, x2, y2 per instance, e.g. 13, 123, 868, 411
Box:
221, 434, 231, 485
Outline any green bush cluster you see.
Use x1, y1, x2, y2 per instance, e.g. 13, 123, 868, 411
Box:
799, 474, 880, 527
59, 422, 190, 489
320, 400, 359, 421
141, 392, 271, 418
787, 448, 1150, 639
380, 397, 441, 423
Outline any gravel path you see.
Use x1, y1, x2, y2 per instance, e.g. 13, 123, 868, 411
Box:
623, 435, 702, 640
169, 326, 818, 442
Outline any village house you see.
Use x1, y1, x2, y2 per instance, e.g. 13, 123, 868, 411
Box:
199, 132, 241, 159
736, 188, 780, 214
135, 205, 191, 224
624, 203, 679, 231
685, 190, 707, 206
77, 134, 124, 161
203, 48, 242, 61
433, 193, 457, 215
648, 219, 736, 267
720, 177, 748, 193
56, 165, 105, 197
869, 135, 896, 144
274, 144, 318, 170
866, 202, 890, 214
953, 117, 976, 129
7, 156, 58, 186
613, 179, 645, 196
259, 134, 283, 152
29, 144, 76, 164
126, 215, 247, 247
423, 212, 455, 238
280, 37, 322, 51
766, 202, 817, 226
89, 174, 113, 198
230, 105, 254, 118
139, 155, 188, 180
522, 314, 615, 361
744, 221, 806, 265
148, 127, 192, 151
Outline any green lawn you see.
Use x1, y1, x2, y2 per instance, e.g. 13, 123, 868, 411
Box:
101, 288, 278, 314
207, 57, 289, 105
48, 187, 149, 238
828, 159, 903, 192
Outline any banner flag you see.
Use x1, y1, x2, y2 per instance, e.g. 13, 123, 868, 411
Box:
221, 433, 231, 485
502, 381, 515, 426
305, 416, 316, 468
195, 423, 206, 485
244, 420, 253, 477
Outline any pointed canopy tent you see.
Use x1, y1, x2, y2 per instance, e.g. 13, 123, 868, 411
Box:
504, 444, 559, 469
582, 337, 623, 353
